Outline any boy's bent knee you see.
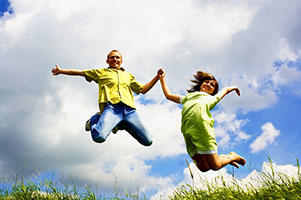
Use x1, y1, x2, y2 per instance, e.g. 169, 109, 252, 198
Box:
143, 140, 153, 146
139, 138, 152, 146
91, 129, 106, 143
92, 136, 106, 143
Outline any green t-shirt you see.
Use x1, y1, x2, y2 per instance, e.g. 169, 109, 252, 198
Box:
83, 67, 144, 112
180, 91, 220, 157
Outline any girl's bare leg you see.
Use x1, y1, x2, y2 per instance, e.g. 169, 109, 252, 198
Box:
192, 154, 210, 172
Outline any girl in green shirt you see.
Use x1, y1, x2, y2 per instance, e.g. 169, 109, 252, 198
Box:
159, 69, 246, 172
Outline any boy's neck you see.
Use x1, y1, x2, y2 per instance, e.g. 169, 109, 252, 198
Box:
108, 66, 125, 71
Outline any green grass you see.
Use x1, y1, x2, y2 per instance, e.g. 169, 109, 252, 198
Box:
170, 159, 301, 200
0, 159, 300, 200
0, 172, 147, 200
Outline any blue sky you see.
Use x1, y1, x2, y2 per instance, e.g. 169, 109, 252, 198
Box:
0, 0, 12, 17
0, 0, 300, 198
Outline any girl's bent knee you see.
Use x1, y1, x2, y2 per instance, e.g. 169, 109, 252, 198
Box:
211, 167, 220, 171
210, 164, 221, 171
195, 162, 210, 172
196, 163, 210, 172
198, 167, 210, 172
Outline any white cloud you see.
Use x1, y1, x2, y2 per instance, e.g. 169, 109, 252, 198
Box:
136, 100, 186, 159
213, 111, 251, 148
241, 161, 300, 189
60, 156, 174, 193
272, 63, 301, 87
277, 38, 298, 61
250, 122, 280, 153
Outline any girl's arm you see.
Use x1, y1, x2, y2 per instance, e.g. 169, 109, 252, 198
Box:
52, 65, 84, 76
216, 86, 240, 100
159, 70, 181, 104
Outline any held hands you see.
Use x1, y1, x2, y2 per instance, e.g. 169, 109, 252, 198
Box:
157, 68, 165, 80
51, 65, 61, 75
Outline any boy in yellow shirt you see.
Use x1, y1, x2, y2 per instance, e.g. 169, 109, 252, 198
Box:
52, 50, 161, 146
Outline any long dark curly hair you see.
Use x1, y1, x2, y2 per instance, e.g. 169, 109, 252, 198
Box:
187, 71, 219, 95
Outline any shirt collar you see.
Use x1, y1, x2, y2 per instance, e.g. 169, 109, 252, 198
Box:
108, 67, 125, 71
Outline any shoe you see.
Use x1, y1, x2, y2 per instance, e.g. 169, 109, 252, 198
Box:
112, 126, 119, 134
85, 113, 101, 132
85, 119, 91, 131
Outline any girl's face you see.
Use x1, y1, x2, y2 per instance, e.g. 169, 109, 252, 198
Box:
200, 79, 216, 95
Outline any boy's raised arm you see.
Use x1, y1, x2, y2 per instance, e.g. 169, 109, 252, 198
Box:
216, 86, 240, 100
52, 65, 84, 76
141, 69, 162, 94
159, 69, 181, 104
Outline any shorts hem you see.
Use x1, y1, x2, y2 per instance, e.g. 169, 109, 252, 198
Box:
190, 149, 217, 157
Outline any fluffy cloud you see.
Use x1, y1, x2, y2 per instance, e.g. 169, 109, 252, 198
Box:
272, 62, 301, 87
213, 111, 251, 148
250, 122, 280, 153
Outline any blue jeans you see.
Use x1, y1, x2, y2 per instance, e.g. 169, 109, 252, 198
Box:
90, 102, 152, 146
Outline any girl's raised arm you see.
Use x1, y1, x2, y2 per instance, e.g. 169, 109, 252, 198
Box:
159, 69, 181, 104
216, 86, 240, 100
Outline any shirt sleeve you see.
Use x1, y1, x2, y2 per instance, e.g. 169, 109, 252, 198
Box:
82, 69, 100, 83
208, 96, 220, 109
129, 74, 144, 95
179, 95, 185, 104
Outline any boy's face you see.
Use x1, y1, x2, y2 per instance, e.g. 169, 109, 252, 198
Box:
106, 51, 123, 69
200, 79, 216, 95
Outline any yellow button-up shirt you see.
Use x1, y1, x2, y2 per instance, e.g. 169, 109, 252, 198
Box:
83, 67, 144, 112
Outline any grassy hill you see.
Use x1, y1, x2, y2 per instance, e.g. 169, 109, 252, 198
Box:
1, 160, 300, 200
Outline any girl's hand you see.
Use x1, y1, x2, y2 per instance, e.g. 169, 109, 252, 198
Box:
233, 86, 240, 96
52, 64, 61, 75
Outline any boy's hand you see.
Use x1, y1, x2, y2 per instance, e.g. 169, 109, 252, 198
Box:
52, 65, 61, 75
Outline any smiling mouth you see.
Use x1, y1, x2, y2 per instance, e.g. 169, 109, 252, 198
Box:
204, 85, 212, 90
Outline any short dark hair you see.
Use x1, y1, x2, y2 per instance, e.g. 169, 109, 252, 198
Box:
187, 71, 219, 95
